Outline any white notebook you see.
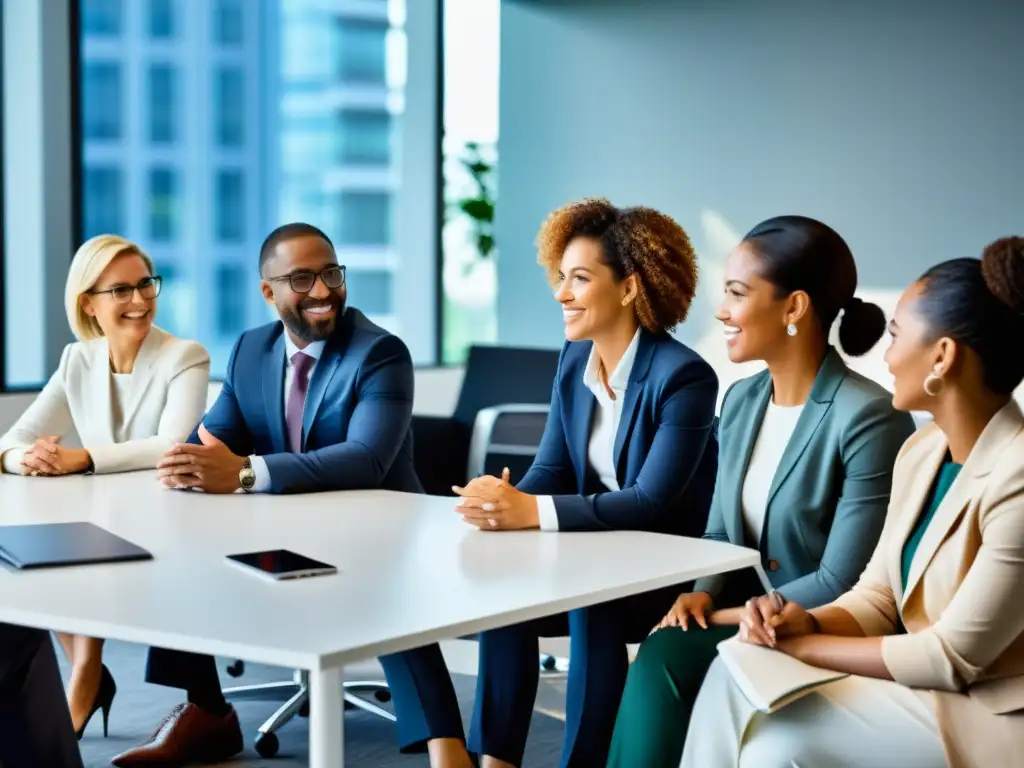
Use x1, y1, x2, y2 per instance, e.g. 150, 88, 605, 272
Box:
717, 635, 849, 713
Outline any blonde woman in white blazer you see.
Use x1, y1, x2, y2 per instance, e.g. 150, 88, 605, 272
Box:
0, 234, 210, 738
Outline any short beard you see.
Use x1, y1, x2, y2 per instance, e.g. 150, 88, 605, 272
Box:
279, 297, 344, 342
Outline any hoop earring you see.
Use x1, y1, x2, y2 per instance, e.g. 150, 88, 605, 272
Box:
786, 323, 797, 337
923, 373, 943, 397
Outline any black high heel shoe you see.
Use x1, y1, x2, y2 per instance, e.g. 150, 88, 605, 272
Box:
75, 664, 116, 740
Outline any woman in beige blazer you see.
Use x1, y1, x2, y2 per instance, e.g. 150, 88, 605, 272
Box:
0, 235, 210, 739
681, 236, 1024, 768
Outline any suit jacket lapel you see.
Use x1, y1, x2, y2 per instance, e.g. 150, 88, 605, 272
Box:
262, 332, 287, 453
90, 338, 116, 444
119, 328, 162, 429
901, 402, 1024, 607
612, 331, 656, 484
570, 355, 595, 483
764, 350, 846, 511
301, 310, 356, 450
726, 375, 772, 544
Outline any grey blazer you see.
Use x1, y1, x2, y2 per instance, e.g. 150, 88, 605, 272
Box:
693, 348, 916, 608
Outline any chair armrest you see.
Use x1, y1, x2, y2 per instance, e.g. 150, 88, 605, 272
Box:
412, 414, 470, 496
468, 404, 550, 480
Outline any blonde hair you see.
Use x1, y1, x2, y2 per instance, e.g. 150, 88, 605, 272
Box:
65, 235, 155, 341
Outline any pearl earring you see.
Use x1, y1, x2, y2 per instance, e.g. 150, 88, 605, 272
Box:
787, 323, 797, 337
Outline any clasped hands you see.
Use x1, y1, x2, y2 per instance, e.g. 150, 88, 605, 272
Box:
651, 589, 819, 658
452, 468, 540, 531
155, 425, 245, 494
18, 435, 91, 476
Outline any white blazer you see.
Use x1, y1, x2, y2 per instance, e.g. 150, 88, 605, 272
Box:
0, 326, 210, 475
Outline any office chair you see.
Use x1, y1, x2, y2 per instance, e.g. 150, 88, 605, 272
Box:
412, 344, 561, 495
222, 663, 393, 758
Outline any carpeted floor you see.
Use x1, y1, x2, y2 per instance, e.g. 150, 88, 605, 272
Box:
63, 640, 567, 767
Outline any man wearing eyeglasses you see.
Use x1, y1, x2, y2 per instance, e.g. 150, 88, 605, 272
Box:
114, 223, 464, 767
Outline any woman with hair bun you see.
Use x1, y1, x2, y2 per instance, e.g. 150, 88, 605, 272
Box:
680, 236, 1024, 768
608, 216, 916, 767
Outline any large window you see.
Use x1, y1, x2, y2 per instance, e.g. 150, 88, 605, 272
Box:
214, 67, 245, 147
338, 109, 392, 165
148, 167, 178, 242
82, 62, 122, 140
83, 166, 123, 238
338, 192, 391, 246
441, 0, 500, 363
213, 0, 244, 46
148, 0, 175, 39
82, 0, 122, 37
148, 64, 177, 144
337, 19, 388, 84
214, 170, 245, 242
0, 0, 440, 389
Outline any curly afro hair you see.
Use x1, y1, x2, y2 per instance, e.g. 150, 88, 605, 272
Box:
535, 198, 699, 333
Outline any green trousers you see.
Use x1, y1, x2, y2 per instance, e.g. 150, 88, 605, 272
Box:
606, 623, 738, 767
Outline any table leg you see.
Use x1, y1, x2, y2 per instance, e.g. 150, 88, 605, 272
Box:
753, 563, 773, 593
309, 665, 344, 768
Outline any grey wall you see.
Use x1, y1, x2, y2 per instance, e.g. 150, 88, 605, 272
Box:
496, 0, 1024, 353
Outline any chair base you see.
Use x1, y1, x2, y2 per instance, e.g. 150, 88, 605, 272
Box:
223, 669, 395, 747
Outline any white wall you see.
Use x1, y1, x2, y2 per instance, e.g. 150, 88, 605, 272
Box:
0, 367, 466, 442
496, 0, 1024, 402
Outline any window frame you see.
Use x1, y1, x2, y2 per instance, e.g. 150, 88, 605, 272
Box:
0, 0, 448, 393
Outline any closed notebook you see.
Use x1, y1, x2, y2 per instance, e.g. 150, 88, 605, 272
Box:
716, 634, 849, 713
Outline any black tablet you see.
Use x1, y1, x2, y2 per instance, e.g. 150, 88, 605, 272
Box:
225, 549, 337, 581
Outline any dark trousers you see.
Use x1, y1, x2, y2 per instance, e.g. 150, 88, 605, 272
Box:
0, 623, 83, 768
467, 583, 683, 768
606, 570, 762, 767
145, 642, 465, 751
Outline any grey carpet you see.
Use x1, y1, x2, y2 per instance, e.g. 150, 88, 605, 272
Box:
62, 640, 567, 767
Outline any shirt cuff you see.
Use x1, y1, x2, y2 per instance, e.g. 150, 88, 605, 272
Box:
536, 495, 560, 531
1, 448, 24, 475
249, 455, 271, 493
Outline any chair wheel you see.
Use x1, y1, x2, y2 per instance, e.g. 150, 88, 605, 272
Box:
255, 731, 279, 758
541, 655, 557, 671
374, 689, 392, 703
226, 660, 245, 677
299, 701, 310, 718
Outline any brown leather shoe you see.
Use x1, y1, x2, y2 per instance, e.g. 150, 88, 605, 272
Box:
110, 703, 243, 767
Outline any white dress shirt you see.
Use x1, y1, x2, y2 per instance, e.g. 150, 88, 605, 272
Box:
536, 329, 641, 531
248, 336, 326, 492
740, 400, 804, 544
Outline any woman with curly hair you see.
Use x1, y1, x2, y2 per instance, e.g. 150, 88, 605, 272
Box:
679, 237, 1024, 768
447, 198, 720, 768
606, 216, 916, 767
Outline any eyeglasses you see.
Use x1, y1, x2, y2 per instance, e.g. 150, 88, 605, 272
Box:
265, 265, 346, 294
88, 276, 163, 303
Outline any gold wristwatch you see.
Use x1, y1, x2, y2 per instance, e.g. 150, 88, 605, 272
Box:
239, 456, 256, 491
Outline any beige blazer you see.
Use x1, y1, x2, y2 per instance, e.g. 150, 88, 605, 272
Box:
832, 400, 1024, 768
0, 327, 210, 475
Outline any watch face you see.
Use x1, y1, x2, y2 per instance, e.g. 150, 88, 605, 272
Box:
240, 468, 256, 489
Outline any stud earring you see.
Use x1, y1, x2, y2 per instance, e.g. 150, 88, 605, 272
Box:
786, 323, 797, 337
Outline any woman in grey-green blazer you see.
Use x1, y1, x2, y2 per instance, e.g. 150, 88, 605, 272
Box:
607, 216, 917, 768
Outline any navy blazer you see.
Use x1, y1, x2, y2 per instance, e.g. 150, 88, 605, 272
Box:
190, 308, 422, 495
519, 329, 719, 535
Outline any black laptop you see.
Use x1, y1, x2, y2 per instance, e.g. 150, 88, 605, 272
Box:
0, 522, 152, 570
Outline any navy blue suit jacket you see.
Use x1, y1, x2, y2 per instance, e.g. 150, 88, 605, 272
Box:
519, 329, 719, 535
189, 307, 422, 495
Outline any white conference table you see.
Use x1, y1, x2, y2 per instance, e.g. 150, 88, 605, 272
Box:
0, 472, 763, 767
